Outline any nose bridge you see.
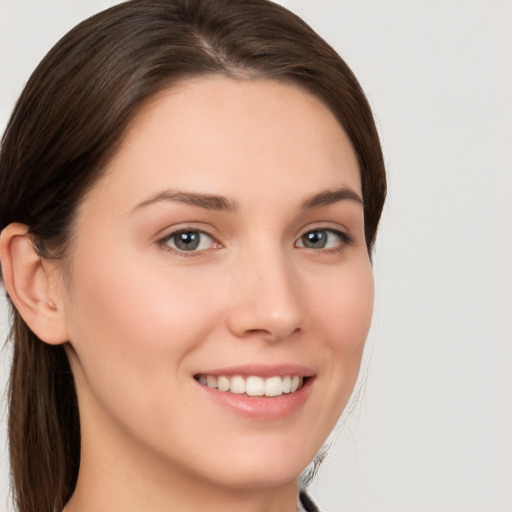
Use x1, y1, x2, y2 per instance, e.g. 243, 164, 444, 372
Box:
227, 237, 302, 341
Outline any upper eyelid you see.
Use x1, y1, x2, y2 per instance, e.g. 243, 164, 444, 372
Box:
296, 227, 350, 241
296, 222, 350, 239
155, 223, 219, 241
299, 225, 345, 234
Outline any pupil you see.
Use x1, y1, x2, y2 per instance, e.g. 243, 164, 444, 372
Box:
303, 231, 326, 248
175, 231, 200, 251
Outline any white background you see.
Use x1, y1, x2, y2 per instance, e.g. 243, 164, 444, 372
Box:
1, 1, 511, 511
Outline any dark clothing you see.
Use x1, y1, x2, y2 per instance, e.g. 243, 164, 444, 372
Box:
298, 490, 319, 512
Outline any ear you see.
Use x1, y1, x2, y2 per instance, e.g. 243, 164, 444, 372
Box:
0, 223, 69, 345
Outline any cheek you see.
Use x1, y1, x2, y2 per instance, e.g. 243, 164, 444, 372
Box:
315, 261, 374, 348
63, 250, 222, 413
311, 260, 374, 395
68, 243, 218, 337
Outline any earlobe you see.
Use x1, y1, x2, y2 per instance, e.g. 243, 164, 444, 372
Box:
0, 223, 69, 345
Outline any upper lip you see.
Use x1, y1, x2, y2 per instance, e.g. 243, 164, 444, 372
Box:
194, 364, 316, 378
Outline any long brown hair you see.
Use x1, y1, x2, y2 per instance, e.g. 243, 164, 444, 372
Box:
0, 1, 386, 510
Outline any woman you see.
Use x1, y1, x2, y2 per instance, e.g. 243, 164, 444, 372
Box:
0, 0, 386, 511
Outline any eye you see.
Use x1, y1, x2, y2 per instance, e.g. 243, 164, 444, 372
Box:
160, 230, 217, 252
295, 228, 349, 250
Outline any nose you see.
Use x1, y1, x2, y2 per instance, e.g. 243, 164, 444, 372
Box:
226, 246, 302, 343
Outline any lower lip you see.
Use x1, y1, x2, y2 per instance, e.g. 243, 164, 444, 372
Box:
196, 377, 314, 420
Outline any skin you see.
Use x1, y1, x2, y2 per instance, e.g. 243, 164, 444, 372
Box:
2, 78, 374, 512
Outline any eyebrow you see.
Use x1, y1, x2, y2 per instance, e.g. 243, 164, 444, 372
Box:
130, 186, 363, 214
130, 189, 239, 213
301, 187, 364, 209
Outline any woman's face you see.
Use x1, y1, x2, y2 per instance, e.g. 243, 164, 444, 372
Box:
60, 78, 374, 491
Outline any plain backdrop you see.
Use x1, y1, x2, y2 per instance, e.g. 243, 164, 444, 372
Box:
1, 1, 511, 511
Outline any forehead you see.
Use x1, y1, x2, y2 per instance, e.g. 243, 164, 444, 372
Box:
91, 77, 361, 210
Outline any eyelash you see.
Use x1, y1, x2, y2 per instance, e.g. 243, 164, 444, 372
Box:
157, 229, 220, 257
296, 228, 353, 254
157, 226, 353, 257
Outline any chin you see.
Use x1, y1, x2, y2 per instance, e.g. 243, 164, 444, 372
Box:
189, 438, 319, 491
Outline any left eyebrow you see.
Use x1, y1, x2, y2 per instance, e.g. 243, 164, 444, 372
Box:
301, 187, 363, 210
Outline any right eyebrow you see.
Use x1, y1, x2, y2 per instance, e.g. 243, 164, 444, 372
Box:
129, 188, 239, 214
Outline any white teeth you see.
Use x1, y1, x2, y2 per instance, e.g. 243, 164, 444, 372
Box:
246, 376, 265, 396
217, 375, 230, 392
282, 375, 291, 393
197, 374, 306, 396
265, 376, 283, 397
230, 375, 246, 394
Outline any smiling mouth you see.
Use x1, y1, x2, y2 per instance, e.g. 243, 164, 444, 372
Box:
195, 374, 306, 397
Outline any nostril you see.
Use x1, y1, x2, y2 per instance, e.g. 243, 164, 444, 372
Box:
244, 326, 301, 343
